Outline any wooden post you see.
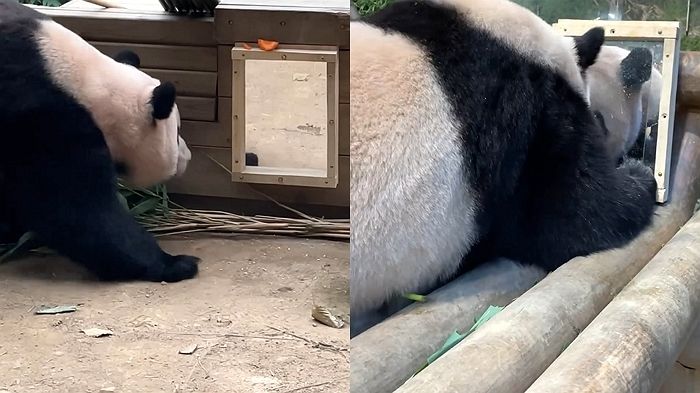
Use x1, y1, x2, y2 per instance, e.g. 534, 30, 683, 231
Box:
678, 52, 700, 108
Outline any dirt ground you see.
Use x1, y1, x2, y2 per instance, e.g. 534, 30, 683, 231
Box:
0, 235, 349, 393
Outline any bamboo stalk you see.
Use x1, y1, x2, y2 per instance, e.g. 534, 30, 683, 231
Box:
136, 208, 349, 240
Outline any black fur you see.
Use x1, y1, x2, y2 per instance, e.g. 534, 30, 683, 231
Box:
620, 47, 653, 89
114, 161, 129, 176
366, 1, 656, 272
0, 0, 198, 282
573, 27, 606, 70
151, 82, 177, 120
113, 49, 141, 68
245, 152, 259, 166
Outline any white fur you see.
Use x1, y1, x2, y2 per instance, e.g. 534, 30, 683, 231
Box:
350, 0, 593, 314
35, 20, 190, 188
588, 45, 662, 158
436, 0, 589, 98
351, 23, 478, 313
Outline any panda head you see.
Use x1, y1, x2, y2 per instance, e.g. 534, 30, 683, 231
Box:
586, 45, 658, 160
104, 50, 191, 188
34, 18, 192, 189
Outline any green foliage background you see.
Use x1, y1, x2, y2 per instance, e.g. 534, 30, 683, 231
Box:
352, 0, 699, 51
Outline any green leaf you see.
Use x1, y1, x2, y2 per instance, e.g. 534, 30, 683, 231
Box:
129, 198, 161, 217
414, 305, 504, 376
403, 293, 427, 302
36, 305, 78, 315
116, 192, 130, 211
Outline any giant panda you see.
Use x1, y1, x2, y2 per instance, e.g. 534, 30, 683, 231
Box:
350, 0, 657, 330
587, 45, 663, 162
0, 0, 199, 282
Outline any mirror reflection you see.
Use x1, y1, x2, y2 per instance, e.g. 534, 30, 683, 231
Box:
244, 59, 329, 174
587, 40, 663, 167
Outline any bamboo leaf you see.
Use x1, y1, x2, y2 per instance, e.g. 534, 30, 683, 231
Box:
116, 192, 129, 211
0, 232, 43, 263
413, 305, 504, 377
129, 198, 161, 216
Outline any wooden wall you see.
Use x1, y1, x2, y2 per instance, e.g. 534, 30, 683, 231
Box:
37, 3, 350, 214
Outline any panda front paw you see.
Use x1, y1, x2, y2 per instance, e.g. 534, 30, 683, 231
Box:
158, 254, 200, 282
618, 158, 656, 197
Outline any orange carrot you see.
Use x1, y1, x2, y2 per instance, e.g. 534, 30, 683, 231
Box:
257, 39, 279, 51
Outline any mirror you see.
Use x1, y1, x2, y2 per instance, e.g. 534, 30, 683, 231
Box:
554, 20, 681, 203
245, 59, 329, 174
231, 45, 339, 188
597, 39, 664, 168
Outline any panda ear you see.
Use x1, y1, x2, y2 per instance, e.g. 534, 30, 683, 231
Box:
113, 50, 141, 68
620, 47, 653, 89
151, 82, 177, 120
574, 27, 605, 71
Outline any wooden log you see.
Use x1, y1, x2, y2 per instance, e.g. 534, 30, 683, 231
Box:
525, 209, 700, 393
350, 260, 546, 393
677, 318, 700, 368
389, 110, 700, 393
678, 52, 700, 108
658, 362, 699, 393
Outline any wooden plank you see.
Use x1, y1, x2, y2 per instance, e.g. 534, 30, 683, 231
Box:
180, 98, 232, 147
218, 45, 232, 97
36, 8, 216, 46
217, 47, 348, 103
339, 49, 348, 104
339, 103, 349, 156
166, 147, 349, 207
554, 19, 680, 39
218, 0, 349, 12
215, 8, 349, 49
61, 0, 164, 11
143, 69, 217, 97
92, 42, 217, 72
180, 120, 226, 147
178, 97, 216, 122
